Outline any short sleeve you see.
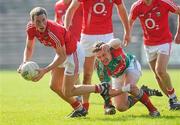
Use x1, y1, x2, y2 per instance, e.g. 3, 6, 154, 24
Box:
26, 22, 35, 40
161, 0, 178, 13
129, 3, 139, 21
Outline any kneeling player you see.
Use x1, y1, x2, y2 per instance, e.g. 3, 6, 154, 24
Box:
93, 38, 162, 117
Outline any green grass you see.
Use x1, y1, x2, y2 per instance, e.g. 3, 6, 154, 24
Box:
0, 70, 180, 125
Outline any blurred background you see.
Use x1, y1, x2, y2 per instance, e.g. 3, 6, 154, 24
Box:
0, 0, 179, 70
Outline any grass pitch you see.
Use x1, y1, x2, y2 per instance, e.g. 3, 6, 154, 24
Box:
0, 70, 180, 125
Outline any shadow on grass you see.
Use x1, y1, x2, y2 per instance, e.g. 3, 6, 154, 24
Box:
94, 114, 180, 122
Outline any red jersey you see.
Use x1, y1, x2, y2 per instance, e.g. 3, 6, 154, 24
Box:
54, 1, 83, 41
26, 20, 77, 55
78, 0, 122, 35
130, 0, 178, 46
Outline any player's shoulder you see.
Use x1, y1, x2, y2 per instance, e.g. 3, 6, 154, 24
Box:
159, 0, 178, 10
159, 0, 177, 6
48, 20, 63, 26
47, 20, 64, 33
26, 21, 35, 31
55, 0, 68, 13
55, 0, 64, 6
131, 0, 143, 10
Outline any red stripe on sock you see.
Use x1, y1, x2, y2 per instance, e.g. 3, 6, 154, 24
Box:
83, 103, 89, 111
167, 88, 175, 95
95, 85, 101, 93
71, 100, 81, 110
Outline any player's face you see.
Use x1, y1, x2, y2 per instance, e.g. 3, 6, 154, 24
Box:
33, 14, 47, 32
96, 50, 112, 66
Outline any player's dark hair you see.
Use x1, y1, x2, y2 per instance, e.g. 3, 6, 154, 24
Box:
92, 42, 105, 53
30, 7, 47, 21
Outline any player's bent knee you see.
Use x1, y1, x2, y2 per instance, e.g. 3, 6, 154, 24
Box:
63, 88, 73, 98
116, 105, 129, 112
155, 68, 166, 77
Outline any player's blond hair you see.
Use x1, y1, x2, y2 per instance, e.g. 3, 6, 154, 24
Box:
30, 7, 47, 21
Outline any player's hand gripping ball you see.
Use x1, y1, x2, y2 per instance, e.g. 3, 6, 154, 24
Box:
21, 61, 39, 81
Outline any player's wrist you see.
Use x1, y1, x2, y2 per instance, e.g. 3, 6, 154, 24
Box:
43, 67, 50, 73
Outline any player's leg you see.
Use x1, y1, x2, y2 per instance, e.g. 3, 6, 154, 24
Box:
113, 93, 129, 112
50, 67, 72, 103
62, 43, 97, 117
80, 34, 97, 112
124, 59, 160, 116
63, 74, 113, 117
75, 77, 82, 102
155, 43, 180, 110
145, 44, 168, 96
95, 59, 116, 115
112, 76, 139, 112
149, 59, 168, 96
111, 77, 127, 111
82, 56, 95, 111
50, 67, 84, 117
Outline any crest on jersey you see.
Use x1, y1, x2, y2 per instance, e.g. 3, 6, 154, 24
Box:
156, 12, 161, 17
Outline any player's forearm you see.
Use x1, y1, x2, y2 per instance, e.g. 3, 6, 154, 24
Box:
177, 15, 180, 33
64, 11, 73, 29
129, 18, 135, 36
23, 38, 35, 63
117, 4, 130, 34
64, 0, 79, 30
23, 47, 33, 63
44, 55, 66, 73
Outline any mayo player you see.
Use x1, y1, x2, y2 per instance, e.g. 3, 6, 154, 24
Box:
129, 0, 180, 110
92, 38, 161, 117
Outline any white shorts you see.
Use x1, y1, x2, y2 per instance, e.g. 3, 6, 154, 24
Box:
53, 43, 85, 76
80, 33, 114, 57
144, 43, 172, 62
112, 58, 142, 89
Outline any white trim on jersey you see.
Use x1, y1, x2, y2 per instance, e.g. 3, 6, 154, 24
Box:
48, 30, 61, 48
129, 1, 142, 19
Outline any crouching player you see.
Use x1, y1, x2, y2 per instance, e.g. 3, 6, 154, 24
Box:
93, 38, 161, 117
95, 59, 162, 115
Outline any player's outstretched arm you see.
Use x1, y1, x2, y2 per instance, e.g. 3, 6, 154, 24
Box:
64, 0, 80, 30
32, 45, 67, 82
17, 37, 35, 73
174, 6, 180, 44
116, 2, 130, 46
